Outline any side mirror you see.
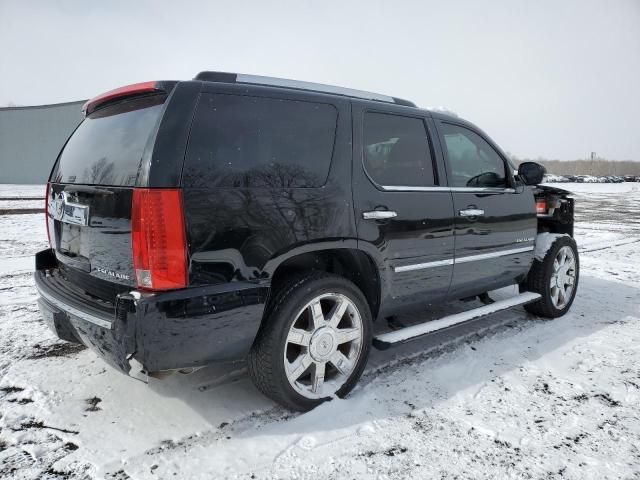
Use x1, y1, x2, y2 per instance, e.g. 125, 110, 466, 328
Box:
517, 161, 546, 185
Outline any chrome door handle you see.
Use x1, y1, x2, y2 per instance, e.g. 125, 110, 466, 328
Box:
363, 210, 397, 220
459, 208, 485, 217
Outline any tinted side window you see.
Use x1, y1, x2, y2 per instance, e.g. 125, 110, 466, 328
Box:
184, 94, 337, 188
363, 113, 435, 187
440, 123, 507, 188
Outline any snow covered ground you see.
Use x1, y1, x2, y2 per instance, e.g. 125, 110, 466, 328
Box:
0, 185, 45, 198
0, 183, 639, 479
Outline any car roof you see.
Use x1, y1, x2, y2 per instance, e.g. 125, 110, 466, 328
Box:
194, 71, 418, 108
191, 72, 487, 140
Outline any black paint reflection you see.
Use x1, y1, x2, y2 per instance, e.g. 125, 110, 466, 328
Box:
184, 163, 343, 284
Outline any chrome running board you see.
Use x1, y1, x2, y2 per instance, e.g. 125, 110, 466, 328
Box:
373, 291, 541, 350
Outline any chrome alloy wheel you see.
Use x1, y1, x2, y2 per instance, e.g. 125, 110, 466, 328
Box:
283, 293, 364, 399
550, 245, 577, 309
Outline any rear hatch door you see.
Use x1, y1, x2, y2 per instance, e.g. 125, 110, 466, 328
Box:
47, 93, 167, 301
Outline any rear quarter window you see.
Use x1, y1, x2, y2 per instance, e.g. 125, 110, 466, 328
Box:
52, 95, 165, 186
183, 94, 337, 188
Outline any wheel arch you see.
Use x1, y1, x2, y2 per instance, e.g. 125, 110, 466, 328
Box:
263, 245, 381, 322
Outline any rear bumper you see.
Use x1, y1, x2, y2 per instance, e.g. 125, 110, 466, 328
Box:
34, 249, 268, 378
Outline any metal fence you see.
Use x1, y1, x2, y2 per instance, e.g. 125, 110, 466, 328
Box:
0, 101, 85, 184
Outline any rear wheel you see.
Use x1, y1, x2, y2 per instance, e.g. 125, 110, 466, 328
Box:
248, 272, 372, 411
525, 236, 579, 318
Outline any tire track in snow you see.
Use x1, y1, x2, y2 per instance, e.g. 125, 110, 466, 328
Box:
579, 237, 640, 253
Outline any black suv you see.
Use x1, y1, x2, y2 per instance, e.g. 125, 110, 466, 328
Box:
35, 72, 579, 411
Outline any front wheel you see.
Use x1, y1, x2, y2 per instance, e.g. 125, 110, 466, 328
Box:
525, 235, 579, 318
248, 272, 372, 411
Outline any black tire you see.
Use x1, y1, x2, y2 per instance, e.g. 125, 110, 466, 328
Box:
525, 235, 579, 318
248, 272, 373, 411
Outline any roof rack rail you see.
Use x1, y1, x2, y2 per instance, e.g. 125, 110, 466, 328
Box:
194, 71, 416, 108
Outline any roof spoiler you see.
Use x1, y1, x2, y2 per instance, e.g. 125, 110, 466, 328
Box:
82, 81, 177, 116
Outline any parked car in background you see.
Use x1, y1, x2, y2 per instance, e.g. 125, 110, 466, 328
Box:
536, 172, 637, 184
543, 174, 568, 183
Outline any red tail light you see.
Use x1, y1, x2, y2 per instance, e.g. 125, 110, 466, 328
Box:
45, 182, 52, 248
131, 189, 188, 291
536, 199, 547, 214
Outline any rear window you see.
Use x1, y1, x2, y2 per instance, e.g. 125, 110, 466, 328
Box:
184, 94, 337, 188
52, 95, 166, 186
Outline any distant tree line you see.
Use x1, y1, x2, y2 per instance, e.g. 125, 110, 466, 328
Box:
509, 156, 640, 175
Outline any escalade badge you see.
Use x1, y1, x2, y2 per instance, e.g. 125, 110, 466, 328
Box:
94, 266, 131, 281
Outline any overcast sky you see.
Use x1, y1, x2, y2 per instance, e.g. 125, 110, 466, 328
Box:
1, 0, 639, 160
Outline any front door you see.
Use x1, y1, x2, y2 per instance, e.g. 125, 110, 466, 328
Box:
353, 103, 455, 316
435, 120, 537, 300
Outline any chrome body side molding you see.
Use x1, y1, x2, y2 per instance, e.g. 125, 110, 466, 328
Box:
393, 246, 534, 273
380, 185, 516, 193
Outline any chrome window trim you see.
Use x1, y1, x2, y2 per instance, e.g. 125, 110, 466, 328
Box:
392, 246, 534, 273
381, 185, 449, 192
380, 185, 515, 193
38, 286, 113, 330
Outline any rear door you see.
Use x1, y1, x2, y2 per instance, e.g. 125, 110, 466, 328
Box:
434, 120, 536, 299
353, 102, 455, 315
47, 93, 169, 300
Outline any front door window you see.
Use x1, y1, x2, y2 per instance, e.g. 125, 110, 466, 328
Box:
441, 123, 507, 189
